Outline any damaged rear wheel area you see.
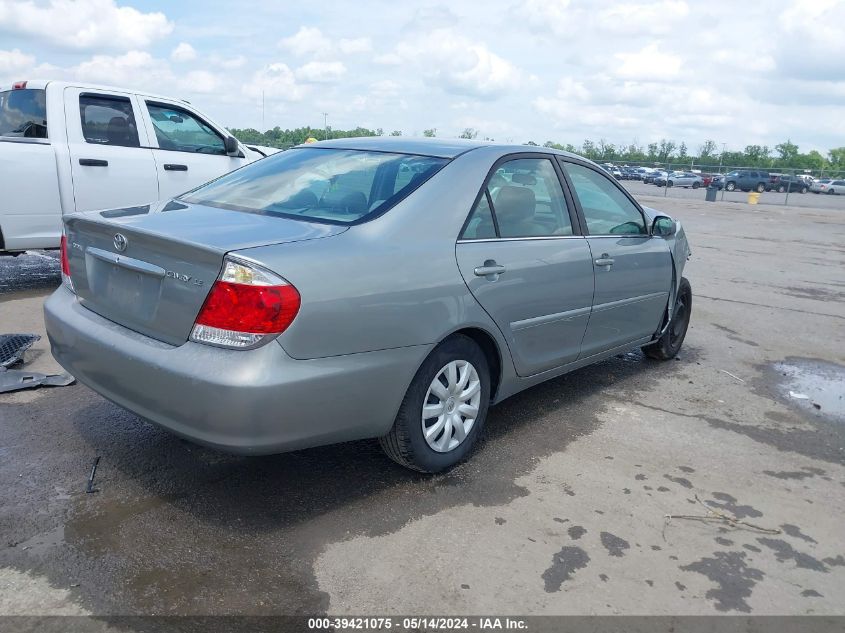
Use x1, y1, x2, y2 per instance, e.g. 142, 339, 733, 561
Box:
642, 277, 692, 361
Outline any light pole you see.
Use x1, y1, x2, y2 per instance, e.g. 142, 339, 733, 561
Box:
719, 143, 727, 200
322, 112, 329, 140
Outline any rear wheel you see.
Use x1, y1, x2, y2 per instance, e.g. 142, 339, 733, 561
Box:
642, 278, 692, 361
692, 181, 700, 189
379, 335, 490, 473
756, 183, 766, 193
725, 182, 736, 191
777, 185, 786, 193
801, 186, 808, 194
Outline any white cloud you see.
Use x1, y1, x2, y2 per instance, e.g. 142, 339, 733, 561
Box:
246, 63, 306, 101
338, 37, 372, 55
390, 28, 522, 97
218, 55, 247, 70
0, 0, 172, 50
184, 70, 221, 94
598, 1, 690, 34
295, 61, 347, 83
279, 26, 332, 58
373, 52, 402, 65
72, 50, 171, 88
615, 43, 682, 80
171, 42, 197, 63
0, 48, 34, 75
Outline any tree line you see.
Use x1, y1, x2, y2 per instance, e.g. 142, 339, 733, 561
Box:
229, 125, 845, 175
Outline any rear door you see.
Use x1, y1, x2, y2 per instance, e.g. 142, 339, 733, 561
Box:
64, 87, 160, 212
559, 159, 671, 358
456, 155, 595, 376
137, 99, 249, 200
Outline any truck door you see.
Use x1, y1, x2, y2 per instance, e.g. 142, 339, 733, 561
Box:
64, 87, 159, 212
137, 99, 249, 200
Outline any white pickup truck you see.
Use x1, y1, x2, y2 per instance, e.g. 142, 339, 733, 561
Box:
0, 79, 276, 255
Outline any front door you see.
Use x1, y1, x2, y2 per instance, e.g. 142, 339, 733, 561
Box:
455, 156, 594, 376
560, 160, 672, 358
65, 87, 159, 212
138, 100, 248, 200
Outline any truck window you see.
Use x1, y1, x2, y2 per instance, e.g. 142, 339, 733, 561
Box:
0, 88, 47, 138
79, 94, 140, 147
145, 103, 225, 155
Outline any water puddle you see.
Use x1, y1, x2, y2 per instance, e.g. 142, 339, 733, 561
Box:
775, 359, 845, 423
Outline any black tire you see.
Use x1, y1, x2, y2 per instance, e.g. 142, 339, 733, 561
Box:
828, 189, 835, 195
667, 180, 674, 187
756, 183, 766, 193
777, 185, 786, 193
801, 187, 808, 194
692, 181, 700, 189
725, 182, 736, 191
379, 335, 491, 473
642, 277, 692, 361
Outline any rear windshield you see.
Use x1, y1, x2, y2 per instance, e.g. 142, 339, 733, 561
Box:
181, 147, 448, 225
0, 89, 47, 138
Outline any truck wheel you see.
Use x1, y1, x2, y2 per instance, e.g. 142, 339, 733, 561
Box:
642, 278, 692, 361
756, 183, 766, 193
725, 182, 736, 191
379, 335, 490, 473
777, 185, 786, 193
801, 187, 808, 194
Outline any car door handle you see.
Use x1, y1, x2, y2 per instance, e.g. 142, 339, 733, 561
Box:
474, 262, 506, 278
163, 163, 188, 171
594, 255, 615, 267
79, 158, 108, 167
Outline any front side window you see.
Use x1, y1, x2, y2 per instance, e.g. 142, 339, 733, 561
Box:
563, 162, 646, 235
79, 94, 139, 147
0, 88, 47, 138
462, 157, 573, 239
146, 103, 224, 154
181, 148, 447, 224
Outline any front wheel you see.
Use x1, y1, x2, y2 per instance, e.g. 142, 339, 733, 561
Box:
777, 185, 786, 193
725, 182, 736, 191
380, 335, 490, 473
801, 187, 808, 194
828, 189, 835, 195
667, 181, 674, 187
642, 278, 692, 361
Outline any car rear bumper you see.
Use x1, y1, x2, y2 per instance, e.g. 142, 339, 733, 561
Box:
44, 287, 430, 455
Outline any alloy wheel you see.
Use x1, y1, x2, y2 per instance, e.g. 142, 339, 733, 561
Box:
421, 360, 482, 453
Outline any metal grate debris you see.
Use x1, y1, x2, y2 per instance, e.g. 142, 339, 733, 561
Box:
0, 334, 41, 368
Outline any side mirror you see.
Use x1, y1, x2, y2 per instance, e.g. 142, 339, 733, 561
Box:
652, 215, 676, 237
224, 135, 239, 156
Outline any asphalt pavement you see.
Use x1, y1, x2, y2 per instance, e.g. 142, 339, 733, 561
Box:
0, 195, 843, 622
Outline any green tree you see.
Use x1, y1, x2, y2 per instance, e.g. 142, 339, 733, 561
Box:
390, 130, 402, 136
423, 128, 436, 137
775, 140, 799, 162
698, 139, 717, 162
459, 128, 478, 139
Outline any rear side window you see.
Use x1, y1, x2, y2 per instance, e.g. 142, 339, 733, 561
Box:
181, 147, 448, 225
462, 157, 573, 239
146, 103, 224, 154
79, 94, 139, 147
0, 88, 47, 138
563, 162, 646, 235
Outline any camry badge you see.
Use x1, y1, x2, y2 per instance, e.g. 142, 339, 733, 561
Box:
113, 233, 128, 252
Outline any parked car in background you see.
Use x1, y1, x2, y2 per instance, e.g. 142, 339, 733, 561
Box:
699, 173, 715, 187
655, 172, 704, 188
810, 178, 832, 193
818, 179, 845, 195
45, 138, 692, 473
644, 170, 666, 184
0, 79, 269, 255
773, 174, 810, 193
716, 169, 774, 192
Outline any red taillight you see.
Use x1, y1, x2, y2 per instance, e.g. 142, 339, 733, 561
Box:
12, 81, 27, 90
190, 258, 300, 349
195, 281, 300, 334
60, 234, 74, 292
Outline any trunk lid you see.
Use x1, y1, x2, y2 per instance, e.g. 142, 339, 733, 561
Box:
65, 200, 347, 345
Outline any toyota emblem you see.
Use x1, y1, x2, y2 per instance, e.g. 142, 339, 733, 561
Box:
113, 233, 128, 252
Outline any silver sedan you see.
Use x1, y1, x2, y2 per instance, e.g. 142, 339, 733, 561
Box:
45, 138, 692, 472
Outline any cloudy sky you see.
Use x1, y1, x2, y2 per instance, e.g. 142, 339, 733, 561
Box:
1, 0, 843, 153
